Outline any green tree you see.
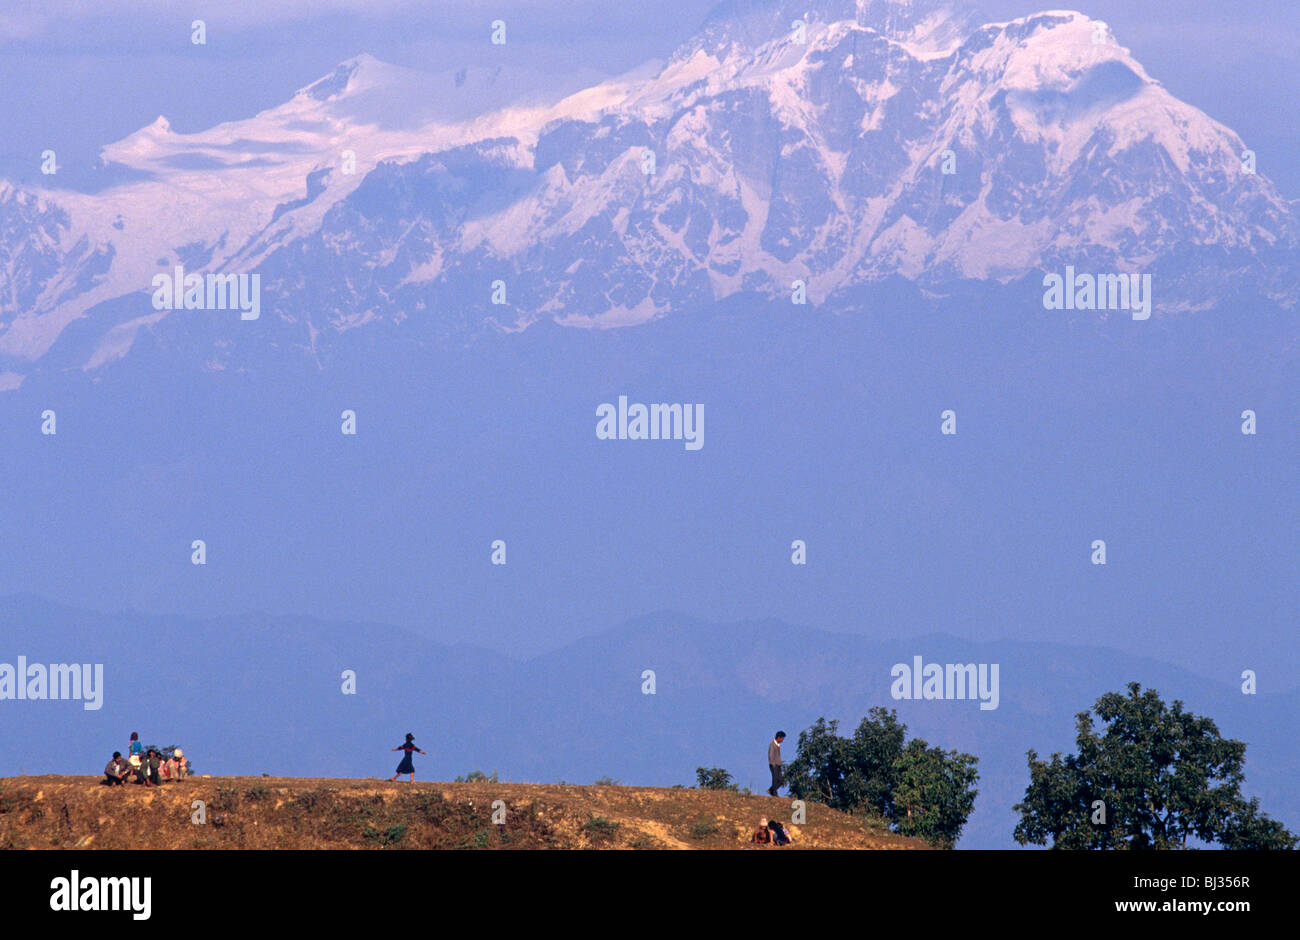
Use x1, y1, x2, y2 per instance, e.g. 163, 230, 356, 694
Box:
785, 707, 979, 848
782, 717, 857, 809
848, 707, 908, 817
892, 738, 979, 849
694, 767, 739, 791
1014, 682, 1297, 850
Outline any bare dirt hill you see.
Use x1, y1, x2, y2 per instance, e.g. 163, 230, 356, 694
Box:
0, 776, 929, 850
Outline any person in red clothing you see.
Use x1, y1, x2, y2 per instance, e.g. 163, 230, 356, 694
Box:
391, 733, 427, 782
752, 817, 772, 844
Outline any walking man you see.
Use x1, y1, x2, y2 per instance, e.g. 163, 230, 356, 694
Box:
768, 730, 786, 796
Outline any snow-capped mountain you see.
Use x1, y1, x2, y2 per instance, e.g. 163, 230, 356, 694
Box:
1, 0, 1295, 385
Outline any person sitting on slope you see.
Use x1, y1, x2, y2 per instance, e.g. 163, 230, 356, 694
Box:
104, 752, 130, 786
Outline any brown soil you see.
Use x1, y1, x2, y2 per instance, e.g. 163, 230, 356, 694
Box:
0, 776, 930, 850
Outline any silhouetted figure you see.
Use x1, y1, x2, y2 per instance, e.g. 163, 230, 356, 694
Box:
391, 733, 426, 782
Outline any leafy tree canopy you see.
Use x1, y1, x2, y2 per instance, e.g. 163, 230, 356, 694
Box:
1014, 682, 1296, 850
694, 767, 739, 791
785, 707, 978, 848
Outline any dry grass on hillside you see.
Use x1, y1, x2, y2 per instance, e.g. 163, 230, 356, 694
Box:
0, 776, 930, 850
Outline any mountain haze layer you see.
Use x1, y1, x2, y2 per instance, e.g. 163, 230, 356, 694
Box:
2, 599, 1295, 849
0, 4, 1294, 854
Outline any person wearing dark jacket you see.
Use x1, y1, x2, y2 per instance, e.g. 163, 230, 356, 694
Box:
391, 733, 427, 782
104, 752, 130, 786
768, 731, 786, 796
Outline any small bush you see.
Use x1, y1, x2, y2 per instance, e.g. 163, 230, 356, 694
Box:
292, 789, 326, 811
350, 795, 383, 821
695, 767, 739, 791
412, 791, 446, 817
689, 819, 720, 839
363, 823, 407, 846
211, 784, 241, 811
593, 775, 621, 786
581, 816, 621, 840
454, 770, 499, 783
452, 827, 493, 849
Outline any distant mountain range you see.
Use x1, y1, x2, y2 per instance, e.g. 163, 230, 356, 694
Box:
2, 0, 1296, 387
1, 2, 1294, 854
2, 597, 1295, 849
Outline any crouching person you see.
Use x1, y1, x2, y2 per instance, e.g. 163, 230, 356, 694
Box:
104, 752, 130, 786
160, 748, 187, 782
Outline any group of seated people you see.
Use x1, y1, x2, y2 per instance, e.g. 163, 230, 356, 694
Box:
751, 816, 792, 845
103, 739, 188, 786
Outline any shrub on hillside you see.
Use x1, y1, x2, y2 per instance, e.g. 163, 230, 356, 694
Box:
581, 816, 620, 840
784, 707, 978, 849
694, 767, 739, 792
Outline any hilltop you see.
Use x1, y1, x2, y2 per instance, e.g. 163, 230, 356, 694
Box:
0, 776, 927, 850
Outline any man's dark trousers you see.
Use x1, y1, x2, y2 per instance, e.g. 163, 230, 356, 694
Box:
769, 763, 784, 796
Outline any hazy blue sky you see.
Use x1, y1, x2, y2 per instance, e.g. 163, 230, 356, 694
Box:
3, 0, 1298, 195
1, 0, 1295, 677
0, 4, 1294, 831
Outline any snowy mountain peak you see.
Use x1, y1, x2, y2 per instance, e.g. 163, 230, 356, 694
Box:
0, 6, 1295, 384
295, 53, 440, 109
297, 54, 379, 101
685, 0, 980, 59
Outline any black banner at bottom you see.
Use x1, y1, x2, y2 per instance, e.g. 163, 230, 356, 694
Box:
3, 849, 1290, 924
